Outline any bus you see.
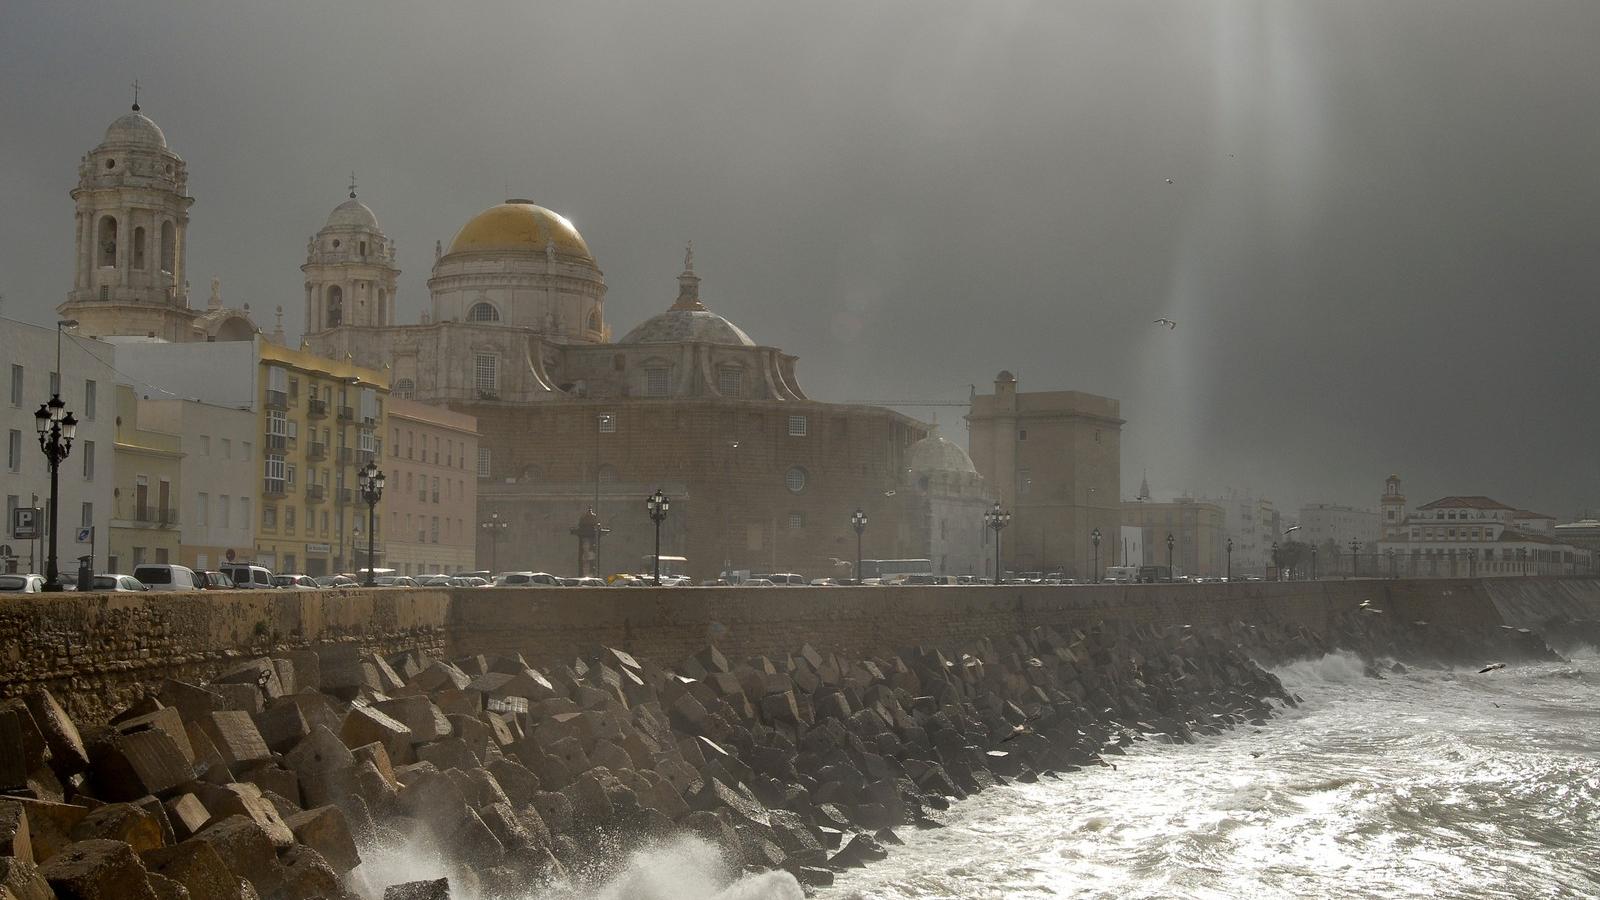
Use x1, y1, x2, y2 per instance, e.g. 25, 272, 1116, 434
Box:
859, 559, 934, 582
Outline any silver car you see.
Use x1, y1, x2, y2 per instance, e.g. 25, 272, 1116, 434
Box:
0, 574, 46, 593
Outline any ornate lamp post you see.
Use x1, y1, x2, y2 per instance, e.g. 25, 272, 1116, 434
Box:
34, 397, 78, 592
1270, 540, 1279, 581
1090, 528, 1102, 583
480, 512, 508, 573
851, 508, 867, 584
1349, 539, 1361, 579
357, 461, 385, 586
1226, 537, 1234, 582
984, 502, 1011, 585
646, 489, 669, 585
1466, 547, 1477, 578
1386, 547, 1396, 579
1165, 532, 1175, 574
1311, 545, 1319, 580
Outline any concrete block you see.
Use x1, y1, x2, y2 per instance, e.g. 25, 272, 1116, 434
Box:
181, 722, 232, 784
162, 795, 211, 841
350, 742, 397, 786
209, 684, 264, 716
0, 801, 32, 863
189, 784, 293, 849
341, 706, 414, 764
115, 708, 196, 767
279, 843, 340, 900
0, 703, 46, 793
156, 681, 226, 722
39, 838, 159, 900
3, 799, 87, 864
283, 725, 354, 778
68, 803, 164, 854
0, 857, 54, 900
483, 759, 540, 806
409, 662, 471, 694
189, 815, 284, 897
196, 713, 271, 771
269, 659, 296, 696
140, 839, 246, 900
384, 879, 450, 900
214, 659, 282, 702
145, 871, 189, 900
416, 738, 477, 772
374, 698, 450, 744
237, 764, 298, 805
283, 651, 321, 692
87, 729, 193, 801
22, 690, 87, 780
250, 702, 309, 755
283, 806, 360, 874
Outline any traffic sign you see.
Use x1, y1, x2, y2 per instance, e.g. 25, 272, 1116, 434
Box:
11, 507, 40, 540
76, 526, 94, 543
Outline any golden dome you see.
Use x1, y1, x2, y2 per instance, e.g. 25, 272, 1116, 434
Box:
446, 199, 593, 259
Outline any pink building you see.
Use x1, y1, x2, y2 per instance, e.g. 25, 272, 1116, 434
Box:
385, 398, 478, 575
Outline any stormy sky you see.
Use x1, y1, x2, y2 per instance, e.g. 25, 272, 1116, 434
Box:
2, 1, 1597, 519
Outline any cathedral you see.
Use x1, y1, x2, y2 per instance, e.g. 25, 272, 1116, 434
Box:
59, 102, 996, 580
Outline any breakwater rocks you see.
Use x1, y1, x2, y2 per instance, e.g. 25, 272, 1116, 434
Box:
0, 622, 1297, 898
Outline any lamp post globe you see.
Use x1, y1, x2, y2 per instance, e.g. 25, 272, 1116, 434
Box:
1165, 533, 1175, 572
358, 461, 385, 586
646, 489, 669, 585
850, 508, 867, 584
984, 502, 1011, 585
1090, 527, 1102, 583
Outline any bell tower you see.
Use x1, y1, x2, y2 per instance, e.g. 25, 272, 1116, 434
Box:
302, 177, 399, 334
59, 95, 198, 341
1381, 473, 1407, 541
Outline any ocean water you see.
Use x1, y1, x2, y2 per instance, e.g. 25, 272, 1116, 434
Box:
351, 650, 1600, 899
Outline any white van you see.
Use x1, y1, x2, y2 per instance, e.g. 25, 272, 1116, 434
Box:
132, 564, 204, 591
1104, 566, 1139, 584
221, 563, 275, 589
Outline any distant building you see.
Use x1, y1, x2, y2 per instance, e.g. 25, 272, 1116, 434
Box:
108, 384, 182, 570
1552, 520, 1600, 573
1122, 497, 1226, 577
893, 425, 994, 577
1196, 488, 1281, 571
1374, 475, 1589, 576
384, 398, 478, 576
967, 371, 1123, 578
136, 396, 257, 571
1296, 503, 1379, 553
1, 318, 117, 574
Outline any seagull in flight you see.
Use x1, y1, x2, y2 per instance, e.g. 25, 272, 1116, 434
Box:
1153, 318, 1177, 330
1165, 178, 1174, 184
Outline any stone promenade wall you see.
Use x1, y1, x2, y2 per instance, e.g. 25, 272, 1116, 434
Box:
5, 577, 1596, 725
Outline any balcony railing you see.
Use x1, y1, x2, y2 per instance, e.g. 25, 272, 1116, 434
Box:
131, 506, 179, 526
266, 434, 287, 452
266, 389, 288, 409
306, 484, 327, 502
264, 478, 287, 498
337, 406, 355, 421
307, 398, 329, 419
307, 442, 327, 461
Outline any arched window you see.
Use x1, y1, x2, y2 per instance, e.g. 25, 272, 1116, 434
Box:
393, 377, 415, 399
587, 310, 602, 332
326, 285, 343, 327
159, 221, 176, 273
467, 302, 500, 323
786, 466, 808, 494
377, 289, 387, 326
98, 216, 118, 268
132, 227, 147, 269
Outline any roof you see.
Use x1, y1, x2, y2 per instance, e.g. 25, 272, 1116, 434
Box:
102, 108, 168, 149
446, 200, 592, 260
1415, 496, 1517, 511
908, 427, 977, 475
1512, 509, 1556, 521
326, 197, 379, 230
619, 309, 755, 347
1496, 528, 1566, 546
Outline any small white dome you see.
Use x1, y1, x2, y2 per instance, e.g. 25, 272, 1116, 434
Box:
102, 109, 168, 148
621, 308, 755, 346
326, 197, 380, 230
908, 428, 977, 475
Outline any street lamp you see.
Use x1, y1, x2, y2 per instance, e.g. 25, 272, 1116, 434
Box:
1270, 541, 1279, 581
1166, 533, 1175, 573
357, 461, 385, 586
984, 502, 1011, 585
480, 512, 509, 573
1349, 539, 1361, 578
1090, 528, 1102, 583
34, 397, 77, 592
646, 489, 669, 585
1466, 547, 1477, 578
851, 508, 867, 584
1226, 537, 1234, 583
1311, 545, 1319, 581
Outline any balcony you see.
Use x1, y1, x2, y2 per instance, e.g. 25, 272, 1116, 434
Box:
132, 506, 179, 526
337, 447, 354, 464
338, 488, 354, 504
337, 406, 355, 422
266, 434, 287, 452
264, 478, 287, 498
266, 389, 287, 410
307, 398, 329, 419
307, 442, 327, 461
305, 483, 327, 502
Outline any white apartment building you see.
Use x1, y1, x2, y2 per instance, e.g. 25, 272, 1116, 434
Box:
1, 318, 118, 574
1297, 503, 1380, 552
137, 397, 257, 570
1198, 488, 1282, 570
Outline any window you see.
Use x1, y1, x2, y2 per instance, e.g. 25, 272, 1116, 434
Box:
6, 430, 19, 473
788, 512, 804, 529
84, 380, 96, 420
285, 506, 296, 531
598, 413, 616, 434
394, 378, 415, 399
785, 466, 808, 493
242, 441, 251, 461
431, 476, 440, 503
467, 302, 500, 323
133, 227, 146, 269
221, 438, 232, 459
98, 216, 118, 267
196, 492, 209, 527
265, 454, 286, 491
268, 366, 289, 393
718, 367, 743, 397
474, 354, 498, 397
288, 377, 299, 400
286, 464, 296, 486
80, 502, 92, 528
262, 505, 276, 530
100, 286, 109, 301
406, 430, 414, 459
1019, 429, 1027, 441
219, 496, 231, 529
645, 367, 670, 397
476, 447, 492, 479
82, 440, 94, 480
200, 435, 210, 456
160, 221, 175, 272
430, 516, 440, 544
8, 365, 21, 407
788, 415, 808, 437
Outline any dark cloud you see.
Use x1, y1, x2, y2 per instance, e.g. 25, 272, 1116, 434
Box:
2, 1, 1596, 516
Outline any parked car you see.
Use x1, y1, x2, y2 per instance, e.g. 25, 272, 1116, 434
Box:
91, 574, 149, 592
132, 564, 204, 591
741, 578, 776, 587
313, 574, 359, 588
0, 574, 46, 593
373, 575, 420, 587
751, 573, 807, 586
416, 574, 452, 587
494, 572, 561, 587
449, 575, 491, 587
198, 570, 236, 590
221, 563, 275, 589
272, 574, 320, 590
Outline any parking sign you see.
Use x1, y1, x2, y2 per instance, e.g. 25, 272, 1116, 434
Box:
11, 507, 40, 540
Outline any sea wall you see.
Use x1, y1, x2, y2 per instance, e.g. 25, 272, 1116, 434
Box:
5, 577, 1598, 724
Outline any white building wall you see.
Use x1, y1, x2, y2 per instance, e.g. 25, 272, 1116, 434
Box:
1119, 525, 1145, 567
0, 319, 118, 573
139, 398, 256, 566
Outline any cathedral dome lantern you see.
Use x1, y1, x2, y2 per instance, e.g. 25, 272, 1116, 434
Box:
427, 197, 608, 342
620, 245, 755, 347
303, 179, 400, 334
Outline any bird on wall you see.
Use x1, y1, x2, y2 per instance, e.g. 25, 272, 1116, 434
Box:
1153, 318, 1177, 330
